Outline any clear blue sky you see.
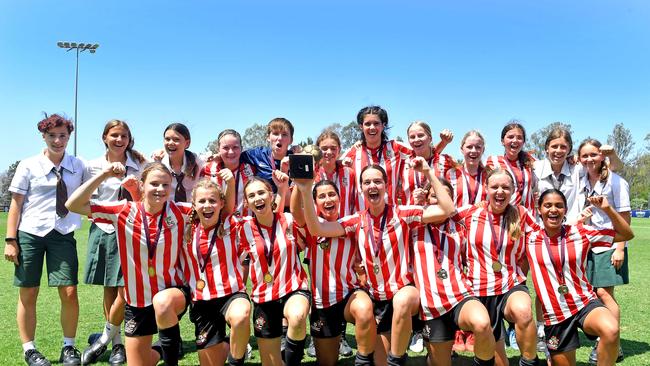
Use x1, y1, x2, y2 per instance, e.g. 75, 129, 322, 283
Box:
1, 1, 648, 169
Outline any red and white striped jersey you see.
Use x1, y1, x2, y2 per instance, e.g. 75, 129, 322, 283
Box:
446, 166, 488, 207
201, 161, 256, 217
526, 224, 615, 325
343, 140, 413, 210
485, 155, 537, 210
90, 200, 190, 307
457, 204, 537, 297
304, 227, 361, 309
182, 216, 246, 301
238, 212, 309, 303
314, 163, 357, 218
401, 153, 456, 205
339, 204, 423, 301
412, 219, 474, 320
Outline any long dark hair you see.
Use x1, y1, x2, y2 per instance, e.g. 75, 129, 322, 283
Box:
501, 121, 532, 168
164, 123, 198, 179
357, 106, 390, 145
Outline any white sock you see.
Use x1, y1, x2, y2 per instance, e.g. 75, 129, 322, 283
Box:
112, 327, 123, 346
536, 321, 545, 336
63, 337, 75, 347
22, 341, 36, 355
99, 322, 119, 345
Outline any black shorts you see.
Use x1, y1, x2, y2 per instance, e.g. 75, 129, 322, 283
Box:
310, 290, 365, 338
422, 297, 477, 343
373, 286, 421, 334
253, 290, 311, 338
544, 299, 604, 354
477, 284, 529, 341
190, 292, 250, 349
123, 286, 192, 337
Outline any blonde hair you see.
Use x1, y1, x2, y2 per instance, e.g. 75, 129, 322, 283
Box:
486, 168, 522, 240
457, 130, 486, 168
407, 121, 432, 139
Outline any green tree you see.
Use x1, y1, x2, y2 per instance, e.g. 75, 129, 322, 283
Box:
0, 160, 20, 207
607, 123, 635, 165
339, 121, 360, 150
525, 122, 573, 160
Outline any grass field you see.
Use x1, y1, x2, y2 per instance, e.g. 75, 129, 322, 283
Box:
0, 215, 648, 365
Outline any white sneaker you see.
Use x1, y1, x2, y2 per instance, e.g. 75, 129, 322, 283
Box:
409, 332, 424, 353
245, 343, 253, 360
339, 337, 353, 357
307, 337, 316, 358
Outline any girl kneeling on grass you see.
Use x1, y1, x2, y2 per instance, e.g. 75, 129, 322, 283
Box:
67, 162, 192, 366
526, 189, 633, 366
182, 178, 251, 366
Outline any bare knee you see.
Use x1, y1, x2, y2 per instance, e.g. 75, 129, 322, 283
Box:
285, 307, 308, 329
58, 286, 79, 305
599, 320, 620, 344
469, 314, 492, 336
19, 288, 40, 307
228, 305, 251, 329
152, 292, 175, 316
351, 297, 374, 327
392, 289, 419, 318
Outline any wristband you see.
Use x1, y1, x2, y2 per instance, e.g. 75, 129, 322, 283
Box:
5, 237, 17, 243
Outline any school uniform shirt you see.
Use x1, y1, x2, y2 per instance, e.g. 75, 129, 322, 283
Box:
457, 204, 537, 297
314, 163, 356, 218
9, 151, 86, 236
201, 161, 256, 217
238, 212, 309, 304
90, 200, 190, 307
526, 224, 615, 325
412, 219, 474, 320
446, 165, 488, 207
338, 205, 423, 301
401, 153, 456, 205
303, 226, 361, 309
85, 151, 146, 233
182, 216, 246, 301
343, 140, 413, 210
486, 154, 536, 211
533, 159, 581, 222
577, 171, 630, 253
240, 146, 292, 193
160, 151, 205, 202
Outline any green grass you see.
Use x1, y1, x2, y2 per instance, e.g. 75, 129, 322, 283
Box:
0, 215, 648, 365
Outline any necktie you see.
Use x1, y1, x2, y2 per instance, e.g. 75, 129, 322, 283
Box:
52, 167, 69, 217
173, 172, 187, 202
117, 166, 133, 201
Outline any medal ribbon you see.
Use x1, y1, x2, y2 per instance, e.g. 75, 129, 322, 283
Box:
140, 202, 167, 260
426, 221, 448, 265
542, 227, 567, 286
366, 205, 389, 256
255, 214, 278, 271
462, 166, 483, 204
195, 214, 223, 274
486, 210, 507, 264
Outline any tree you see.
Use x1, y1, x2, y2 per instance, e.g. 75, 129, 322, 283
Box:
319, 121, 359, 151
0, 160, 20, 207
297, 137, 314, 147
607, 123, 635, 165
241, 123, 268, 150
645, 133, 650, 152
525, 122, 573, 160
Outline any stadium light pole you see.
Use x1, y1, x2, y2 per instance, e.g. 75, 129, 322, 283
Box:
57, 41, 99, 156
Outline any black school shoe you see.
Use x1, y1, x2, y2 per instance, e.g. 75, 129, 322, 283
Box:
59, 346, 81, 366
24, 349, 51, 366
81, 339, 107, 365
108, 344, 126, 365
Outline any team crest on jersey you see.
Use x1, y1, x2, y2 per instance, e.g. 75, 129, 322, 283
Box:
125, 318, 137, 335
286, 229, 294, 242
243, 165, 254, 177
547, 336, 560, 350
165, 216, 176, 228
255, 316, 266, 331
312, 319, 324, 332
385, 149, 393, 159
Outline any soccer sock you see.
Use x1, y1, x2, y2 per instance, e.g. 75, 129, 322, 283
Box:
283, 336, 306, 366
519, 356, 540, 366
387, 352, 408, 366
22, 341, 36, 355
63, 337, 75, 347
159, 324, 181, 366
99, 322, 119, 345
536, 321, 545, 337
355, 351, 375, 366
112, 327, 123, 346
227, 353, 246, 366
473, 356, 495, 366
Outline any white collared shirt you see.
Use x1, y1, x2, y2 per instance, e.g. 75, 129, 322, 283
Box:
159, 151, 204, 202
85, 151, 147, 233
534, 159, 581, 221
10, 151, 87, 236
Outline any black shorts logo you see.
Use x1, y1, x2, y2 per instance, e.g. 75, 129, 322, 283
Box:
197, 330, 208, 346
125, 319, 137, 335
255, 316, 266, 331
547, 335, 560, 350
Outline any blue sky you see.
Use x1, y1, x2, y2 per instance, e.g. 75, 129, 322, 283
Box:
1, 1, 648, 169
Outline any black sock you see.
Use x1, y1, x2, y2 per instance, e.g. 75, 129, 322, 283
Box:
283, 336, 306, 366
387, 352, 408, 366
159, 324, 181, 366
227, 353, 245, 366
473, 356, 495, 366
519, 356, 540, 366
355, 351, 375, 366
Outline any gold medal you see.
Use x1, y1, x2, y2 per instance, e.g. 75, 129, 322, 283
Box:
148, 266, 155, 277
196, 279, 206, 291
558, 285, 569, 295
217, 225, 225, 238
436, 269, 448, 280
373, 264, 380, 274
319, 240, 330, 250
492, 261, 503, 272
264, 273, 273, 284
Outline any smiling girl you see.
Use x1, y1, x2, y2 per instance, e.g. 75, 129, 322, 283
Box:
446, 130, 488, 207
314, 130, 356, 217
159, 123, 203, 203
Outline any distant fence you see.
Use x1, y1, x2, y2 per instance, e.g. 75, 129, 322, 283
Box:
632, 210, 650, 218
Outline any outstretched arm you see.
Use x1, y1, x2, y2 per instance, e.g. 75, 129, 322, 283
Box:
410, 157, 455, 224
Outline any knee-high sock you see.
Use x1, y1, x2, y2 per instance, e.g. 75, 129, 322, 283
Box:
159, 324, 181, 366
283, 336, 306, 366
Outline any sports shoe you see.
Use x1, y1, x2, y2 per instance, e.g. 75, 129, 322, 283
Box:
87, 333, 101, 345
589, 340, 598, 365
59, 346, 81, 366
280, 334, 287, 353
24, 349, 51, 366
306, 337, 316, 357
339, 336, 353, 357
507, 327, 519, 351
108, 344, 126, 365
452, 331, 466, 353
408, 332, 424, 353
465, 333, 475, 353
245, 343, 253, 360
81, 339, 107, 365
